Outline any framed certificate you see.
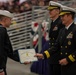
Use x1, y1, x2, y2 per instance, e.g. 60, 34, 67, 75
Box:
18, 48, 38, 63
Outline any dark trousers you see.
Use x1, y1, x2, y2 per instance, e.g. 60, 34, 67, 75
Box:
61, 62, 76, 75
48, 64, 61, 75
4, 68, 7, 75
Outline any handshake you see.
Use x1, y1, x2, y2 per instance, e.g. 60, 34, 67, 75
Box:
24, 53, 43, 64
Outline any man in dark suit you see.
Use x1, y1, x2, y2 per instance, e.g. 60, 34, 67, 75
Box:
35, 6, 76, 75
0, 10, 29, 75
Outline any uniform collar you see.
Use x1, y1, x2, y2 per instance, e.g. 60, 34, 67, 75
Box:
65, 22, 74, 30
53, 17, 59, 22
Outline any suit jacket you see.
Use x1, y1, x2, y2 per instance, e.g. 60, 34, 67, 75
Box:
0, 24, 19, 70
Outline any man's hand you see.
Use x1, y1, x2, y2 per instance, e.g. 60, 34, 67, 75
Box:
24, 61, 31, 65
59, 58, 68, 66
34, 53, 44, 59
0, 71, 4, 75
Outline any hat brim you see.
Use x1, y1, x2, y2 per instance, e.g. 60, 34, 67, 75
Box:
48, 6, 58, 10
59, 12, 71, 16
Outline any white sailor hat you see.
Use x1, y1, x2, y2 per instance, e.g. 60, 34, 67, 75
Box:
48, 1, 62, 10
0, 10, 13, 18
60, 6, 76, 16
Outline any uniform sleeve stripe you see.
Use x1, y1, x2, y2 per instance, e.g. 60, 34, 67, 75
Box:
44, 51, 50, 58
68, 55, 75, 62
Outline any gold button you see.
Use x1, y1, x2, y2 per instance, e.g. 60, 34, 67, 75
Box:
60, 52, 62, 55
49, 48, 51, 49
65, 46, 67, 48
53, 38, 54, 40
65, 53, 67, 55
49, 43, 50, 45
73, 55, 75, 57
52, 43, 54, 45
61, 46, 62, 48
68, 41, 71, 45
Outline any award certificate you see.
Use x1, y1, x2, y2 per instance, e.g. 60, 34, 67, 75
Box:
18, 49, 38, 63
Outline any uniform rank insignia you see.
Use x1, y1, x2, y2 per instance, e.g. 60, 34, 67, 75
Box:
68, 41, 71, 45
67, 32, 73, 38
53, 26, 58, 31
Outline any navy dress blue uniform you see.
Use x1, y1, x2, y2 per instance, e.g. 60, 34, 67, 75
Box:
48, 16, 64, 75
0, 24, 19, 75
31, 13, 64, 75
44, 1, 64, 75
44, 23, 76, 75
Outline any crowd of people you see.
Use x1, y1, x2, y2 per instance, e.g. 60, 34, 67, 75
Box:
0, 0, 72, 13
0, 0, 50, 13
